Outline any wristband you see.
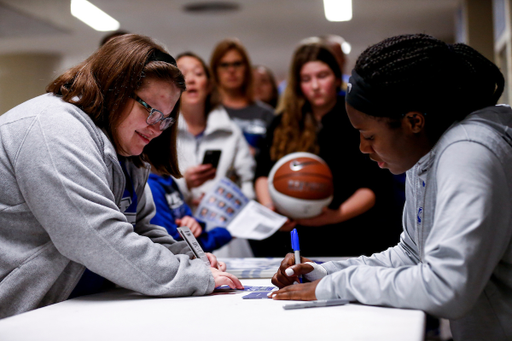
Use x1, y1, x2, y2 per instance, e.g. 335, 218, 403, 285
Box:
303, 262, 328, 281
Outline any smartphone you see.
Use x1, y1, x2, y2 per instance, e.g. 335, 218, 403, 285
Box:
202, 150, 222, 168
176, 226, 210, 267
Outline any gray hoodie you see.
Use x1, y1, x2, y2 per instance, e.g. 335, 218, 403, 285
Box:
315, 105, 512, 340
0, 94, 215, 319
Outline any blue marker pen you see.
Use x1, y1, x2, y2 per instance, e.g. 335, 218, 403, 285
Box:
290, 228, 302, 283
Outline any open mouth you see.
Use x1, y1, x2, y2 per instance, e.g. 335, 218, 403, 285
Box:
136, 131, 150, 143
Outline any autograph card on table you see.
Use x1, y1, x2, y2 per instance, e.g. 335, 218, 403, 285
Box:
242, 286, 277, 299
214, 285, 276, 292
214, 285, 277, 299
242, 292, 272, 299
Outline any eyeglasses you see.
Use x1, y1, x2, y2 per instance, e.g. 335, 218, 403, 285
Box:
132, 95, 176, 131
218, 61, 244, 70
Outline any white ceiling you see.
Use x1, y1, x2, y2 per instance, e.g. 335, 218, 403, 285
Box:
0, 0, 458, 80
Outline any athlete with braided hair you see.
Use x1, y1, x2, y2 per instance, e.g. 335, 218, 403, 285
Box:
270, 34, 511, 340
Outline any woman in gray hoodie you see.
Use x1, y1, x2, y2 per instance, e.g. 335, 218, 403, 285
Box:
0, 34, 242, 319
270, 34, 511, 340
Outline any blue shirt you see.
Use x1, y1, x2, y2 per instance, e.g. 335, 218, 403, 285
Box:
147, 173, 232, 252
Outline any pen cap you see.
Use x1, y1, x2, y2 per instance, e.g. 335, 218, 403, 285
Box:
291, 228, 300, 251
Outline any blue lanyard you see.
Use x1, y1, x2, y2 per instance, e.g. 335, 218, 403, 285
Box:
119, 159, 138, 226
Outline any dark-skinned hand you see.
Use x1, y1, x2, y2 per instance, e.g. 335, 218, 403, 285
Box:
271, 253, 314, 288
270, 280, 320, 301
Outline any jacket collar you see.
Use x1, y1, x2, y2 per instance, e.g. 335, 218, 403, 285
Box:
178, 106, 233, 136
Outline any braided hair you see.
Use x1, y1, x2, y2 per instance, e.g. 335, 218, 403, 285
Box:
353, 33, 504, 140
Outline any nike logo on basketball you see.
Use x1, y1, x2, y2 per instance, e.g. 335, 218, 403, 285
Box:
290, 160, 318, 171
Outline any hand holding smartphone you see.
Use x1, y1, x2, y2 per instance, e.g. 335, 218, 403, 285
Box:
202, 150, 222, 168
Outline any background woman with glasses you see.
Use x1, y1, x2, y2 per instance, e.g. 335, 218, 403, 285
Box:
0, 34, 242, 319
210, 38, 275, 156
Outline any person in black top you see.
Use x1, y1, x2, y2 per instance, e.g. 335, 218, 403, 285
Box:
251, 43, 401, 257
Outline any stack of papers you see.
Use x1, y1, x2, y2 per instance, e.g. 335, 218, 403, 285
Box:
219, 258, 284, 279
220, 257, 346, 279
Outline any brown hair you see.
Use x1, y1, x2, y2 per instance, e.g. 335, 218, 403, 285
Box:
253, 65, 279, 108
47, 34, 185, 177
209, 38, 254, 103
99, 30, 129, 47
176, 51, 221, 117
271, 43, 341, 161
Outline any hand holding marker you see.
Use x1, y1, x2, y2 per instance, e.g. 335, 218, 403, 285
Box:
267, 228, 302, 298
290, 228, 302, 283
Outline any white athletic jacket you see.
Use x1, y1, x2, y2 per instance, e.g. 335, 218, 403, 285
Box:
175, 106, 256, 257
314, 105, 512, 341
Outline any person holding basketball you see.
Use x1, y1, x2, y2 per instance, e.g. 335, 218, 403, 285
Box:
251, 42, 399, 257
270, 34, 512, 340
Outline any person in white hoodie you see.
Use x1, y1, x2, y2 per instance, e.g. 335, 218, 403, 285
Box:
0, 34, 242, 319
270, 34, 511, 341
173, 52, 255, 257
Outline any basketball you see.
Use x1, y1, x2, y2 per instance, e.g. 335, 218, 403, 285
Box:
268, 152, 333, 219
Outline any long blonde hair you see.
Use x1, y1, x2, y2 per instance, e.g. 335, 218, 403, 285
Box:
271, 43, 341, 161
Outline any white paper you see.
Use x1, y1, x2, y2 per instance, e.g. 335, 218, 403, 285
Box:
226, 200, 287, 240
195, 177, 286, 240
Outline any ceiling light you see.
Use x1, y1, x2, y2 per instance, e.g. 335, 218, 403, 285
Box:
341, 41, 351, 54
70, 0, 120, 31
323, 0, 352, 22
183, 2, 240, 13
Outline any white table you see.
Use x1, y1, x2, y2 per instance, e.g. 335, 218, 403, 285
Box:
0, 278, 425, 341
